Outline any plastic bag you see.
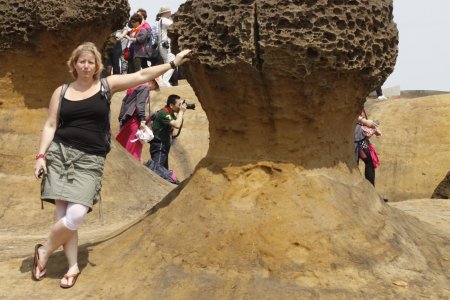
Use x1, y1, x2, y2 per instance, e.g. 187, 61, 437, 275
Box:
130, 126, 154, 144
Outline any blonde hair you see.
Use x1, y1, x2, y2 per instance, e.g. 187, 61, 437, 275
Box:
67, 42, 103, 80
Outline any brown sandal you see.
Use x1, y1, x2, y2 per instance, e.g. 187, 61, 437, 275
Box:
60, 272, 80, 289
32, 244, 46, 281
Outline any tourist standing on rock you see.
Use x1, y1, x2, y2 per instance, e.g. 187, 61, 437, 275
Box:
354, 110, 382, 186
157, 6, 176, 87
113, 26, 131, 74
116, 78, 160, 161
135, 8, 152, 69
125, 13, 148, 73
149, 12, 163, 67
32, 42, 190, 288
100, 32, 118, 77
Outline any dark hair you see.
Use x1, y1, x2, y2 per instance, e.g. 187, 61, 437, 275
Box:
130, 13, 143, 24
137, 8, 147, 20
155, 13, 161, 21
166, 94, 181, 107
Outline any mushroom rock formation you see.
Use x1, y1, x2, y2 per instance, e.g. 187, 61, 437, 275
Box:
0, 0, 129, 109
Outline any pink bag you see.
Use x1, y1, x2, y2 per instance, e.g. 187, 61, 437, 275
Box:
368, 143, 380, 168
359, 148, 367, 160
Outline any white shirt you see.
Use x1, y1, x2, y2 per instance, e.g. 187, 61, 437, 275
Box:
160, 17, 173, 42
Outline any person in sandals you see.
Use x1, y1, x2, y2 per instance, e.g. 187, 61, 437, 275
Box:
32, 42, 190, 288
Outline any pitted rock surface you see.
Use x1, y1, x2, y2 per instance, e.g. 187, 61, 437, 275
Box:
172, 1, 397, 81
170, 0, 398, 166
0, 0, 128, 51
0, 0, 129, 108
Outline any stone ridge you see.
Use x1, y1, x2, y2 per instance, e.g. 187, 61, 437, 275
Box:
0, 0, 129, 108
432, 171, 450, 199
172, 0, 397, 87
0, 0, 129, 51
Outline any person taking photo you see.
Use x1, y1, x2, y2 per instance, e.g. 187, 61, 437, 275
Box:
149, 94, 186, 171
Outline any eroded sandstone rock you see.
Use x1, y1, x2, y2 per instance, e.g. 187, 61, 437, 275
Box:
432, 171, 450, 199
0, 0, 129, 108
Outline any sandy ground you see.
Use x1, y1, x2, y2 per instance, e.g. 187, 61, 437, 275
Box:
0, 86, 449, 298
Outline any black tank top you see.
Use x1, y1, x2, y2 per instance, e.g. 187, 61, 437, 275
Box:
54, 90, 109, 156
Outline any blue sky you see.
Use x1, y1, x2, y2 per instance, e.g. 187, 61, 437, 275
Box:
129, 0, 449, 91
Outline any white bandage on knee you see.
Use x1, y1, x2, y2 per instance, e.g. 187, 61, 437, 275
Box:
61, 203, 88, 231
62, 216, 79, 231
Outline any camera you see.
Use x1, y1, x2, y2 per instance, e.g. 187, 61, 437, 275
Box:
161, 41, 170, 49
181, 99, 196, 110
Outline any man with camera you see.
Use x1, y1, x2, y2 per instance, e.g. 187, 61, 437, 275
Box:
149, 94, 195, 173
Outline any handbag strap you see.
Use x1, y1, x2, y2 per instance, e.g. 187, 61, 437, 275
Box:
148, 87, 151, 120
57, 84, 69, 126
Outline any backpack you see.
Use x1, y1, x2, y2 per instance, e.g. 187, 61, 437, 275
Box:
151, 20, 159, 48
143, 27, 155, 59
58, 78, 112, 155
148, 20, 163, 64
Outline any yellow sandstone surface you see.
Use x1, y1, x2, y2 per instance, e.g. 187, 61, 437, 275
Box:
365, 95, 450, 201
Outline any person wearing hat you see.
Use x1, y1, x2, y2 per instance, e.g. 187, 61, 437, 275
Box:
157, 6, 176, 87
116, 78, 160, 161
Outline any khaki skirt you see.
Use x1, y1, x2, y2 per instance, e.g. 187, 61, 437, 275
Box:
40, 141, 105, 211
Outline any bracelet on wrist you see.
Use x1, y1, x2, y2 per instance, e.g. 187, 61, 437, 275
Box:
35, 153, 45, 160
169, 61, 176, 69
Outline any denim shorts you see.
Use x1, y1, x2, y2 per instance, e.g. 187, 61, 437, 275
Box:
40, 141, 105, 210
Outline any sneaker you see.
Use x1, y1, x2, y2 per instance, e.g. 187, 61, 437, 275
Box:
377, 95, 388, 101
